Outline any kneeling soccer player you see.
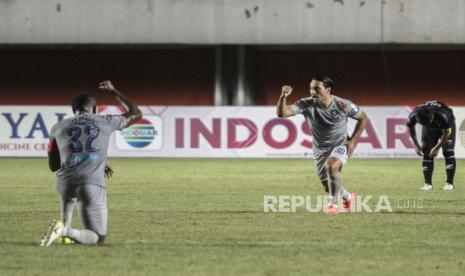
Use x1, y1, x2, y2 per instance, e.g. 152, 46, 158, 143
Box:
277, 75, 369, 214
40, 80, 142, 246
407, 101, 456, 191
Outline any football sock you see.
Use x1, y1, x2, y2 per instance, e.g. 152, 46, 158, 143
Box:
61, 198, 77, 228
329, 171, 344, 205
64, 228, 99, 244
445, 155, 456, 185
422, 157, 434, 185
341, 188, 350, 201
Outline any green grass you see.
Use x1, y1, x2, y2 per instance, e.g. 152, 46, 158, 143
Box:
0, 158, 464, 275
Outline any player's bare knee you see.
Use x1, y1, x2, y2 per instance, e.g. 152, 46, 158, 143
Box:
325, 160, 341, 173
324, 162, 332, 172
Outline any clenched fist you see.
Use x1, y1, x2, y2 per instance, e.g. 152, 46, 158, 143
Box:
99, 80, 116, 92
281, 85, 293, 98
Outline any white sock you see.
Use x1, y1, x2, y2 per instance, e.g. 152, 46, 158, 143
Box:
329, 171, 343, 204
64, 228, 99, 244
61, 198, 77, 228
341, 190, 351, 201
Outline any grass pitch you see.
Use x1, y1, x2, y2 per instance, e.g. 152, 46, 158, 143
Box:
0, 158, 464, 275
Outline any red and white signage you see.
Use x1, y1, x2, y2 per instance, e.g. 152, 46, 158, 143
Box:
1, 105, 464, 158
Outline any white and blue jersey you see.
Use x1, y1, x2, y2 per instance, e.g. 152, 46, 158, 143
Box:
50, 113, 129, 187
291, 95, 363, 154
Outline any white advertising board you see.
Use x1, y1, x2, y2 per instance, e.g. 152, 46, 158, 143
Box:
1, 105, 464, 158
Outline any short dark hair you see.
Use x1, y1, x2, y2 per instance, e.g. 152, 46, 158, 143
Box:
311, 75, 334, 89
71, 93, 96, 114
415, 107, 434, 125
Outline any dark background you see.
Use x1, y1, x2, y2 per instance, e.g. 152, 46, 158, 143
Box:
1, 47, 463, 106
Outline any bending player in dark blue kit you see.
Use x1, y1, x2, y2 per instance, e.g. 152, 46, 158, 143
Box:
40, 80, 142, 246
407, 101, 456, 191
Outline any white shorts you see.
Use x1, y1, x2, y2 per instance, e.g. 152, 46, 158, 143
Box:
57, 183, 108, 236
329, 144, 349, 165
314, 144, 348, 183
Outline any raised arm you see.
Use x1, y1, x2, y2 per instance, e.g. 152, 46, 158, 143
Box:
99, 80, 142, 127
277, 85, 296, 118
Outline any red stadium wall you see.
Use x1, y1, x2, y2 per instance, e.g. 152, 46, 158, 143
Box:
0, 48, 215, 105
0, 48, 464, 106
254, 49, 465, 106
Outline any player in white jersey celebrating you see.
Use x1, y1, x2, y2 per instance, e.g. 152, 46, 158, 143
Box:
277, 75, 368, 214
40, 80, 142, 246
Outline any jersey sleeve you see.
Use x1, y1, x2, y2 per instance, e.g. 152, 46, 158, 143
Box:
49, 124, 57, 139
108, 115, 130, 130
291, 98, 311, 115
336, 98, 362, 119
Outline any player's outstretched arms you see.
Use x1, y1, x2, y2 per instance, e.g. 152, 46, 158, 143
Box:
47, 138, 61, 172
277, 85, 296, 118
99, 80, 143, 127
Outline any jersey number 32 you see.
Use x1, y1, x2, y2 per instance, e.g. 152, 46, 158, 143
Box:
67, 124, 100, 153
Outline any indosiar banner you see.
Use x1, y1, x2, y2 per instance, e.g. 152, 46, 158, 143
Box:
1, 105, 464, 158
